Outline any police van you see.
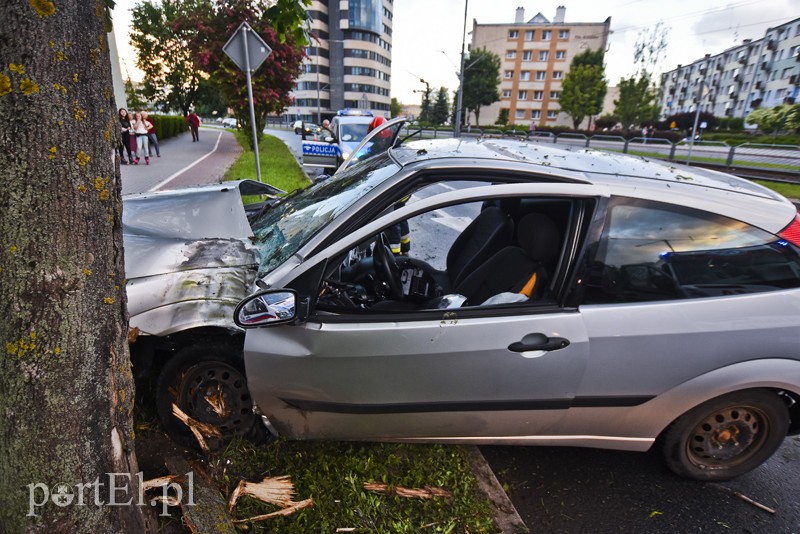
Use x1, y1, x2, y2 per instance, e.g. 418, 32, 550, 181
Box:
301, 109, 376, 170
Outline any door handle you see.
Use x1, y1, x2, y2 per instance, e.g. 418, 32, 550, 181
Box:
508, 333, 570, 353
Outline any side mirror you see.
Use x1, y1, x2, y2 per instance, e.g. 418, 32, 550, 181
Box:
234, 290, 297, 328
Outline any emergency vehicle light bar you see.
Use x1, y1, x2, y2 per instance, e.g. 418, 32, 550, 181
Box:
337, 108, 373, 117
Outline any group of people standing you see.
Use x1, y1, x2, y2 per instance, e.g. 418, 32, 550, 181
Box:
118, 108, 161, 165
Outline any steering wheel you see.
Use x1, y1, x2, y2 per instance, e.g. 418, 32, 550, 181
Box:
372, 234, 403, 300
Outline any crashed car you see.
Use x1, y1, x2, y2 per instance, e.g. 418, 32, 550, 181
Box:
127, 118, 800, 481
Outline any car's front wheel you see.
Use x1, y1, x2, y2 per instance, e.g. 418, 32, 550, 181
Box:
155, 340, 266, 450
294, 127, 302, 134
660, 389, 789, 481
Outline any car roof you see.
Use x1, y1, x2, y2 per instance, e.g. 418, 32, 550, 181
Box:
336, 115, 374, 124
389, 137, 796, 232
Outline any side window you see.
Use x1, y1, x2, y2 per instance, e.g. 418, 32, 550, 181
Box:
583, 199, 800, 304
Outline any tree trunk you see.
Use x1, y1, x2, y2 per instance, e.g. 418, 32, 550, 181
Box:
0, 2, 148, 531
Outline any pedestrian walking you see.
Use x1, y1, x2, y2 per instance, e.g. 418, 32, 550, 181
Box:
143, 111, 160, 157
131, 111, 151, 165
642, 125, 648, 144
118, 108, 133, 164
187, 111, 200, 142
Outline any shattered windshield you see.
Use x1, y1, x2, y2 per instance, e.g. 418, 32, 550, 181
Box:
250, 152, 400, 275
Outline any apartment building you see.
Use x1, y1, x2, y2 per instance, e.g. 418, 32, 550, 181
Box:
658, 17, 800, 122
470, 6, 611, 127
288, 0, 393, 123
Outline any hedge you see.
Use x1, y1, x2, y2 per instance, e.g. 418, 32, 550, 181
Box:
149, 114, 188, 140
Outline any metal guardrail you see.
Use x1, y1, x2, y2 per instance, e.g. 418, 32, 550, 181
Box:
267, 121, 800, 178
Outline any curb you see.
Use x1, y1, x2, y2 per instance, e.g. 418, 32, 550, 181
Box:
465, 446, 529, 533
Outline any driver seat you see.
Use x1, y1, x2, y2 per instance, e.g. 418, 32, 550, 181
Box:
454, 213, 561, 305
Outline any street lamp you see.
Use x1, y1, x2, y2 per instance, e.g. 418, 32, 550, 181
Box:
687, 54, 711, 165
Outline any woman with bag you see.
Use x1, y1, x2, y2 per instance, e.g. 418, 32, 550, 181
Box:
117, 108, 134, 164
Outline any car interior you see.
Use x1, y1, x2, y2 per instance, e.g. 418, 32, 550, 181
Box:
316, 195, 578, 313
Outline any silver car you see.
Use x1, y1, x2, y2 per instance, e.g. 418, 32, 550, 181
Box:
129, 119, 800, 481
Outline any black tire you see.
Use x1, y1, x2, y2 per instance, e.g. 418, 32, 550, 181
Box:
155, 339, 267, 450
659, 390, 789, 481
294, 127, 302, 135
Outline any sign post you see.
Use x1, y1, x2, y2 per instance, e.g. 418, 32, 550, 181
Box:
223, 22, 272, 182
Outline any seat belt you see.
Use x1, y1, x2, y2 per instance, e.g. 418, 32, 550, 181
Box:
519, 272, 538, 298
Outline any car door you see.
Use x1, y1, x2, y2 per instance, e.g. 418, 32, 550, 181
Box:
243, 183, 608, 442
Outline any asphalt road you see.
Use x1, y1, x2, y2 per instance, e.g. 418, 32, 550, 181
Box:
481, 437, 800, 533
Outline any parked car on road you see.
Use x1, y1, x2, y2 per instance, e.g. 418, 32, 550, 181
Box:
222, 117, 239, 128
126, 118, 800, 481
292, 120, 321, 136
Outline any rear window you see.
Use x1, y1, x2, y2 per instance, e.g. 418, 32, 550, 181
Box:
583, 198, 800, 303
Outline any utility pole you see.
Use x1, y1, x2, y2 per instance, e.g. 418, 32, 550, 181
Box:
687, 54, 711, 165
454, 0, 469, 137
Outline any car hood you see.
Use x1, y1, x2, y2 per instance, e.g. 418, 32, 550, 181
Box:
122, 180, 274, 279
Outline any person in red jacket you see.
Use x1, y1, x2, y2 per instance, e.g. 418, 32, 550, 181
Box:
187, 111, 200, 142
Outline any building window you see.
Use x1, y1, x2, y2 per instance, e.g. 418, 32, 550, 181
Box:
509, 30, 518, 38
547, 110, 558, 118
522, 50, 533, 61
536, 71, 547, 81
504, 70, 514, 79
542, 30, 552, 41
515, 109, 526, 120
518, 90, 528, 100
506, 50, 517, 59
539, 50, 549, 61
533, 90, 543, 100
531, 110, 541, 119
558, 29, 569, 39
520, 71, 530, 81
553, 71, 563, 80
525, 30, 534, 41
550, 91, 560, 99
502, 89, 512, 98
555, 50, 566, 60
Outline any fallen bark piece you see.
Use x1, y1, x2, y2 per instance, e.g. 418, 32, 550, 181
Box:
228, 475, 297, 511
734, 492, 776, 514
164, 455, 237, 534
171, 403, 222, 453
127, 326, 141, 343
231, 498, 314, 524
363, 482, 452, 499
142, 475, 178, 492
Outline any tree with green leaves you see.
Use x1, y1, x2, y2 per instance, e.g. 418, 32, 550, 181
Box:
182, 0, 309, 140
614, 75, 660, 133
461, 47, 501, 126
430, 86, 450, 126
614, 22, 669, 133
130, 0, 203, 115
418, 84, 433, 123
1, 0, 148, 529
559, 49, 607, 128
390, 97, 402, 118
124, 77, 148, 110
747, 104, 792, 138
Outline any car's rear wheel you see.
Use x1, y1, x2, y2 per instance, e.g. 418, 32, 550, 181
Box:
294, 127, 302, 134
155, 340, 266, 450
660, 390, 788, 481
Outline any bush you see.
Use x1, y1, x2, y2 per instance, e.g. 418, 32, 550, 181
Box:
150, 114, 188, 140
714, 117, 744, 131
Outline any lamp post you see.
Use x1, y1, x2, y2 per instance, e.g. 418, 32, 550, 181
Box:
687, 54, 711, 165
454, 0, 469, 137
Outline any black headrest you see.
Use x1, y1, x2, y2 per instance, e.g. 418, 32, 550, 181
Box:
517, 213, 560, 263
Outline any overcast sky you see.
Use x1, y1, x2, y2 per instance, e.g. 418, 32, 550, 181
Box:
112, 0, 800, 105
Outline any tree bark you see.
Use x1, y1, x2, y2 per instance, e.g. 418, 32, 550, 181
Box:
0, 1, 148, 531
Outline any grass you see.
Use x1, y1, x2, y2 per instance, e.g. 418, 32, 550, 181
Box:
606, 148, 800, 172
754, 180, 800, 199
224, 130, 310, 194
219, 438, 498, 533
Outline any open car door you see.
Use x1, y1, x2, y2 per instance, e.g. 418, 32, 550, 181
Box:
336, 117, 407, 174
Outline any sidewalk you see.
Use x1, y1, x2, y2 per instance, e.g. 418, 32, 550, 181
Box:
121, 127, 242, 195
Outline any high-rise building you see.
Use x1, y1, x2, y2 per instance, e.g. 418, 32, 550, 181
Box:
287, 0, 393, 123
470, 6, 611, 127
658, 17, 800, 123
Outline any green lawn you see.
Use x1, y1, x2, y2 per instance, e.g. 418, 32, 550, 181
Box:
754, 180, 800, 200
224, 130, 310, 193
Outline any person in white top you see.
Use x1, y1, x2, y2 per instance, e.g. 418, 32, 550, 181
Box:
131, 111, 152, 165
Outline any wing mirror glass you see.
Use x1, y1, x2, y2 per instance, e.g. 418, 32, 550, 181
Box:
234, 290, 297, 328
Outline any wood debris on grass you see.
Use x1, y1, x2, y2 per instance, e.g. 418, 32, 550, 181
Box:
229, 475, 315, 524
142, 475, 178, 492
171, 403, 222, 453
363, 482, 452, 499
127, 326, 141, 343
